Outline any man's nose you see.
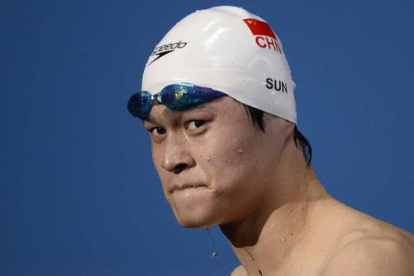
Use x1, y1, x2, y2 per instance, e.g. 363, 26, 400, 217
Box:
161, 136, 195, 174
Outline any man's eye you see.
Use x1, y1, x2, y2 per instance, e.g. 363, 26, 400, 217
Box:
187, 120, 206, 130
149, 127, 166, 136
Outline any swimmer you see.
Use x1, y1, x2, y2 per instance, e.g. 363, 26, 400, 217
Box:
128, 6, 414, 275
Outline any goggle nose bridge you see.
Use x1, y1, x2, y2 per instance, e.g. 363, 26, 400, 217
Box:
151, 93, 162, 105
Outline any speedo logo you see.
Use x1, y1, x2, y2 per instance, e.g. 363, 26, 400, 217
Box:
148, 41, 188, 65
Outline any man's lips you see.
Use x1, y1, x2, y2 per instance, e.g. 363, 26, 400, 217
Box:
169, 183, 208, 193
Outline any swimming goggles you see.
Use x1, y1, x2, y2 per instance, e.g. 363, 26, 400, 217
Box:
127, 83, 227, 119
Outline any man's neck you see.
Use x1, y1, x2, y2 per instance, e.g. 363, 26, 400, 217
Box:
219, 139, 329, 275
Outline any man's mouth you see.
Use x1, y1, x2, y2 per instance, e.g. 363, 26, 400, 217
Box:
170, 184, 208, 193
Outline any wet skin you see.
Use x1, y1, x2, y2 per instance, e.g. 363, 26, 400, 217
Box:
142, 97, 414, 276
143, 96, 293, 228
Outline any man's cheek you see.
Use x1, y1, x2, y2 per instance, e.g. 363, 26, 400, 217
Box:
151, 147, 164, 170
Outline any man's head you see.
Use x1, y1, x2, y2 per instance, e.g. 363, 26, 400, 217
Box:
128, 6, 312, 227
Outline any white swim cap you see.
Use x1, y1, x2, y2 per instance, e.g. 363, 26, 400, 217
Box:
142, 6, 297, 123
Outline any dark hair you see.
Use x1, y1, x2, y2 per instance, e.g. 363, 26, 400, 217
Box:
243, 105, 312, 166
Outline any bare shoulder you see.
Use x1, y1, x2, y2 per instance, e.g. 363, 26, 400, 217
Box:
320, 205, 414, 276
321, 236, 414, 275
230, 265, 247, 276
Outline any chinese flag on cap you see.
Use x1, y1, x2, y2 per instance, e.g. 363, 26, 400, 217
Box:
243, 18, 276, 39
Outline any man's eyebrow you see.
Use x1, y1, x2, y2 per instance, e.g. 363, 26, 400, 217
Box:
142, 103, 214, 125
142, 115, 159, 125
162, 103, 213, 117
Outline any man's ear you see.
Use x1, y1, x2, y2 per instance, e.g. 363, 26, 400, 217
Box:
281, 121, 295, 147
266, 115, 295, 141
284, 120, 295, 136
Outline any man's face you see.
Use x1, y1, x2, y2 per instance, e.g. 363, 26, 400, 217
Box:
143, 96, 293, 228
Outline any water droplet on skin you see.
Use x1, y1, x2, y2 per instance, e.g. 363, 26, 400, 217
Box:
281, 237, 286, 242
237, 149, 243, 154
206, 157, 211, 162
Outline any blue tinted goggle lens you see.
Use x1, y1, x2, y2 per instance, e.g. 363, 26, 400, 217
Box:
127, 83, 226, 118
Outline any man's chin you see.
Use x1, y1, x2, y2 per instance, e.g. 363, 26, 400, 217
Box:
173, 211, 217, 229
